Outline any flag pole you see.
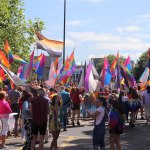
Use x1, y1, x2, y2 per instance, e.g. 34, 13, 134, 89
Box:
63, 0, 66, 65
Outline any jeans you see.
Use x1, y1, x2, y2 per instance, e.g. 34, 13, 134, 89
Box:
93, 121, 106, 150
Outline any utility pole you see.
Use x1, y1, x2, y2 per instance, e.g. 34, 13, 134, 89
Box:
63, 0, 66, 65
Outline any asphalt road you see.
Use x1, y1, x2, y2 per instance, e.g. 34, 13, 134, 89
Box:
5, 117, 150, 150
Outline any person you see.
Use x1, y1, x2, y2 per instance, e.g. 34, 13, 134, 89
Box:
22, 93, 33, 150
59, 86, 71, 131
70, 87, 83, 126
118, 91, 129, 121
128, 88, 141, 127
142, 86, 150, 123
8, 86, 21, 137
49, 95, 61, 150
109, 100, 125, 150
87, 97, 107, 150
31, 88, 50, 150
0, 91, 12, 149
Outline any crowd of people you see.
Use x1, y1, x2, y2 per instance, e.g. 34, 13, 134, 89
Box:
0, 81, 150, 150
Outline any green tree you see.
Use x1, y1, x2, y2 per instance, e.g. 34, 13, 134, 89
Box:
133, 51, 148, 81
0, 0, 44, 68
96, 54, 116, 73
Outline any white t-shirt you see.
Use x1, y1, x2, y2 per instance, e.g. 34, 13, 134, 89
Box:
95, 106, 105, 125
122, 96, 128, 102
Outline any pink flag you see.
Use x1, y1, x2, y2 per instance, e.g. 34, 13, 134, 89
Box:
24, 51, 34, 80
45, 59, 57, 87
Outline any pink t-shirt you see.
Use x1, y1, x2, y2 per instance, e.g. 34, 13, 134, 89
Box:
0, 100, 12, 118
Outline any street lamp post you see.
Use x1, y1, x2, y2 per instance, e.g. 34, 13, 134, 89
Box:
63, 0, 66, 65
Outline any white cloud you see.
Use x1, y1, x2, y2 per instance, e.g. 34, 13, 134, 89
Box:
138, 13, 150, 19
67, 19, 93, 27
68, 32, 121, 42
117, 25, 141, 33
65, 39, 76, 47
67, 31, 150, 53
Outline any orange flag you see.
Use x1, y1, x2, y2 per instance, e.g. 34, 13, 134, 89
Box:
4, 40, 10, 53
0, 67, 6, 82
0, 49, 10, 68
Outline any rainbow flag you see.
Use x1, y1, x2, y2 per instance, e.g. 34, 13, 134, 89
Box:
13, 55, 27, 64
4, 40, 10, 53
36, 32, 63, 57
58, 50, 76, 82
8, 52, 14, 64
34, 54, 43, 69
0, 67, 6, 82
24, 51, 34, 80
0, 49, 10, 68
102, 57, 112, 86
36, 54, 46, 78
111, 52, 119, 77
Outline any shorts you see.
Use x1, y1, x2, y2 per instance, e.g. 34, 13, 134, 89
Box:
72, 103, 80, 110
32, 122, 47, 135
0, 118, 9, 136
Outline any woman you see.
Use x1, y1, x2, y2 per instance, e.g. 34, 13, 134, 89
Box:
87, 97, 107, 150
22, 92, 33, 150
128, 88, 141, 127
0, 91, 12, 149
118, 91, 129, 121
70, 87, 83, 126
109, 100, 125, 150
49, 95, 61, 150
142, 86, 150, 123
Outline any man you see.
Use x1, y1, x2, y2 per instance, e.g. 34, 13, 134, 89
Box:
31, 88, 50, 150
8, 85, 21, 137
59, 86, 71, 131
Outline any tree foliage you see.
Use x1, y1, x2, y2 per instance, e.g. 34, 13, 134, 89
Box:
96, 54, 116, 74
0, 0, 44, 60
133, 51, 148, 81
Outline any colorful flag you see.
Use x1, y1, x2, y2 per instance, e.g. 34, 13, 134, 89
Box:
45, 58, 57, 87
124, 55, 132, 71
0, 64, 30, 91
4, 40, 10, 53
0, 67, 6, 82
36, 54, 46, 78
13, 55, 27, 64
19, 64, 28, 81
56, 58, 63, 75
24, 51, 34, 80
84, 63, 99, 91
8, 52, 14, 64
139, 67, 149, 83
148, 49, 150, 69
111, 52, 119, 77
0, 49, 10, 68
36, 32, 63, 57
34, 54, 43, 69
102, 57, 112, 86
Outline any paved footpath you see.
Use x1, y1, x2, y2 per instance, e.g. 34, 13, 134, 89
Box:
5, 118, 150, 150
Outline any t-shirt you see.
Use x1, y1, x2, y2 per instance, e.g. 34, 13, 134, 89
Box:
8, 90, 21, 104
31, 96, 49, 125
96, 106, 105, 125
122, 96, 128, 102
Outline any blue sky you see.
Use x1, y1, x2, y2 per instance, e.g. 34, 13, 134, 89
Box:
24, 0, 150, 63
